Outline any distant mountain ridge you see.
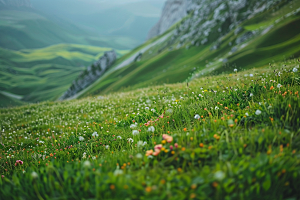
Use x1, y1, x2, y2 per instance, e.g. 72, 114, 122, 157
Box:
0, 0, 31, 7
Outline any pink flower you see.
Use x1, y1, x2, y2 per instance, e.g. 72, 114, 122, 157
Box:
154, 144, 162, 150
175, 143, 178, 148
1, 175, 4, 178
170, 145, 173, 150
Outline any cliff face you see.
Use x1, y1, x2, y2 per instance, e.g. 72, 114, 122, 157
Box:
0, 0, 32, 7
148, 0, 192, 39
59, 50, 117, 100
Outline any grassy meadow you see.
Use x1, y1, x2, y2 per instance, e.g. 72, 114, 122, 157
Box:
0, 58, 300, 199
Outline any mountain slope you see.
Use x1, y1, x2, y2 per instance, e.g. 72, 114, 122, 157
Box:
77, 0, 300, 98
0, 44, 128, 105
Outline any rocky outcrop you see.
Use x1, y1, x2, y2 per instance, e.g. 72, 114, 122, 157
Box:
0, 0, 32, 7
148, 0, 194, 39
59, 50, 117, 100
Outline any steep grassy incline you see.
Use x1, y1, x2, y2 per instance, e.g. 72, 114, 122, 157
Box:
80, 0, 300, 98
0, 44, 129, 105
0, 59, 300, 199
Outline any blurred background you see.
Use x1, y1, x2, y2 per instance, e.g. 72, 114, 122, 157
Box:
1, 0, 300, 107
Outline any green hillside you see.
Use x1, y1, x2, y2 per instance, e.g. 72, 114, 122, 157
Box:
1, 59, 300, 199
80, 0, 300, 98
0, 44, 129, 105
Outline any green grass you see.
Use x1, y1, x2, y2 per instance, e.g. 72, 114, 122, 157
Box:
0, 59, 300, 199
0, 44, 129, 105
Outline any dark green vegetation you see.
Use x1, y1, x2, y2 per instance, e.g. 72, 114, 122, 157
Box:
0, 59, 300, 199
0, 44, 129, 105
81, 0, 300, 98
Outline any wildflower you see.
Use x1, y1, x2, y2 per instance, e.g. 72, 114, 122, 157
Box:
23, 170, 26, 174
293, 68, 298, 72
147, 155, 153, 159
132, 130, 139, 136
114, 166, 123, 176
250, 74, 253, 77
117, 136, 122, 139
214, 171, 225, 181
215, 106, 219, 110
234, 68, 237, 72
154, 144, 163, 150
83, 160, 91, 168
277, 84, 281, 88
146, 150, 153, 156
250, 93, 253, 97
105, 145, 110, 149
92, 132, 98, 137
79, 136, 84, 141
136, 153, 143, 159
92, 156, 96, 160
137, 141, 144, 147
194, 114, 200, 119
82, 152, 87, 159
31, 172, 38, 179
255, 110, 262, 115
145, 107, 149, 110
127, 138, 134, 143
245, 112, 249, 116
130, 123, 137, 129
162, 134, 173, 143
147, 126, 155, 132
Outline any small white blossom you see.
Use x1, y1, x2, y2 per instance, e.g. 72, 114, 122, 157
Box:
145, 107, 149, 110
194, 114, 200, 119
136, 153, 143, 159
214, 171, 225, 181
130, 123, 137, 129
117, 136, 122, 139
215, 106, 219, 110
250, 74, 253, 77
277, 84, 281, 88
31, 172, 38, 179
245, 112, 249, 116
79, 136, 84, 141
83, 160, 91, 168
132, 130, 139, 136
105, 145, 109, 149
127, 138, 134, 143
250, 93, 253, 97
147, 126, 155, 132
255, 110, 262, 115
92, 132, 98, 137
234, 68, 237, 72
293, 68, 298, 73
92, 156, 96, 160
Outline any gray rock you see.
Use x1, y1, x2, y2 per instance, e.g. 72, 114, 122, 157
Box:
59, 50, 117, 100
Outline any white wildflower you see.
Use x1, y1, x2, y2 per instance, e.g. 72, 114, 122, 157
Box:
127, 138, 134, 143
132, 130, 139, 136
215, 106, 219, 110
194, 114, 200, 119
255, 110, 262, 115
114, 166, 123, 176
31, 172, 38, 179
250, 93, 253, 97
245, 112, 249, 116
250, 74, 253, 77
234, 68, 237, 72
92, 132, 98, 137
82, 152, 87, 159
145, 107, 149, 110
277, 84, 281, 88
147, 126, 155, 132
117, 136, 122, 139
105, 145, 109, 149
92, 156, 96, 160
293, 68, 298, 73
136, 153, 143, 159
130, 123, 137, 129
79, 136, 84, 141
214, 171, 225, 181
83, 160, 91, 168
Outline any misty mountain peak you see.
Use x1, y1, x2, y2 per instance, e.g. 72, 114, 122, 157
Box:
0, 0, 32, 8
